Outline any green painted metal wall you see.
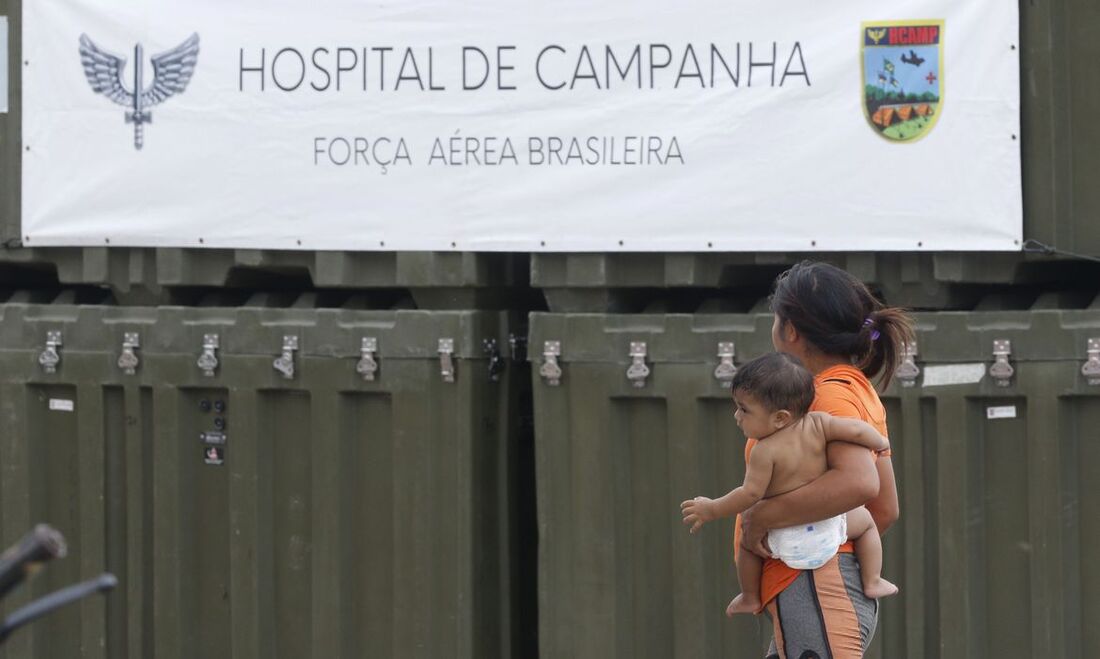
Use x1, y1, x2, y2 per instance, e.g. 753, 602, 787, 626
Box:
0, 304, 521, 659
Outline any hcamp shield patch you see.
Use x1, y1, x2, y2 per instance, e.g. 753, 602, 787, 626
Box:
862, 21, 943, 142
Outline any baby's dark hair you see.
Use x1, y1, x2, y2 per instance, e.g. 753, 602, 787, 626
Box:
730, 352, 815, 417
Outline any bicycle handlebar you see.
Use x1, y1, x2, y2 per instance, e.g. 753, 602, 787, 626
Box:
0, 574, 118, 644
0, 525, 67, 600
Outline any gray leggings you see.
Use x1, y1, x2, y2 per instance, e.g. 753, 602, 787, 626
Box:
764, 553, 879, 659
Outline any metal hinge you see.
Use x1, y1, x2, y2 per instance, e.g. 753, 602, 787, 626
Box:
439, 338, 455, 383
483, 339, 504, 382
273, 335, 299, 380
896, 340, 920, 388
539, 341, 563, 386
197, 334, 219, 377
356, 337, 379, 381
713, 342, 737, 387
626, 342, 650, 388
1083, 338, 1100, 386
38, 331, 62, 374
988, 339, 1014, 387
117, 332, 141, 375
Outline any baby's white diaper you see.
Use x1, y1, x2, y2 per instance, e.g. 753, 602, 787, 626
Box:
768, 514, 848, 570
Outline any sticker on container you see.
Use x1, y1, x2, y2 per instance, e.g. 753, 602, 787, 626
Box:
200, 431, 226, 445
48, 399, 74, 412
921, 364, 987, 387
203, 445, 225, 465
986, 405, 1017, 420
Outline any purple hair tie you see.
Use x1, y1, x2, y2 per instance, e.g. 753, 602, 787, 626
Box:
864, 317, 881, 341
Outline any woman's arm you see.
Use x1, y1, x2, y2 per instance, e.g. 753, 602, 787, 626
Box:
740, 441, 878, 556
866, 456, 899, 534
816, 413, 889, 451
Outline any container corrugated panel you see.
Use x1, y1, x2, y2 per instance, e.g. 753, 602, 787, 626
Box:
528, 314, 777, 659
0, 303, 520, 659
528, 310, 1100, 659
1020, 0, 1100, 256
1, 0, 20, 245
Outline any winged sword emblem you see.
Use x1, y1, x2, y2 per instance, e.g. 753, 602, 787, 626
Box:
78, 33, 199, 150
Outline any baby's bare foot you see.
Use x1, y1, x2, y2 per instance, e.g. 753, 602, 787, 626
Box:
725, 593, 760, 617
863, 577, 899, 599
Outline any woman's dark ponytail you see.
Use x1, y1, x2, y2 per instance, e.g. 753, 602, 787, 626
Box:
857, 307, 915, 388
770, 261, 916, 388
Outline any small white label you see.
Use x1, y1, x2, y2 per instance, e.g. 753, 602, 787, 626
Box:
922, 363, 987, 387
986, 405, 1016, 420
48, 398, 74, 412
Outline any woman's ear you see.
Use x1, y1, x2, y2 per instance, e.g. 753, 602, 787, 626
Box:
782, 321, 800, 346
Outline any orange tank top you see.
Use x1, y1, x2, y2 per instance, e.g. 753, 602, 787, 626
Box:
733, 364, 890, 608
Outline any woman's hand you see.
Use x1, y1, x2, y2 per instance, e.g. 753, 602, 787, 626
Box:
739, 505, 772, 558
866, 455, 899, 534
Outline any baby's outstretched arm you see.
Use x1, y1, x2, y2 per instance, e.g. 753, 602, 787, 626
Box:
681, 446, 773, 534
813, 412, 889, 452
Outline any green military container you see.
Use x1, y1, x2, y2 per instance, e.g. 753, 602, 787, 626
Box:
1019, 0, 1100, 257
527, 313, 777, 659
883, 307, 1100, 659
528, 304, 1100, 658
0, 300, 523, 659
530, 252, 1090, 313
0, 244, 529, 309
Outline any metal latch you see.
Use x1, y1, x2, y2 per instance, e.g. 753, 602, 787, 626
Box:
1082, 338, 1100, 386
197, 334, 219, 377
117, 332, 140, 375
38, 331, 62, 374
484, 338, 504, 382
273, 335, 299, 380
508, 333, 528, 362
439, 338, 455, 383
539, 341, 563, 386
356, 337, 379, 381
626, 342, 650, 388
988, 339, 1014, 387
896, 340, 920, 388
713, 342, 737, 387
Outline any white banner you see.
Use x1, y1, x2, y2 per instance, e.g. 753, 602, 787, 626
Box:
22, 0, 1021, 252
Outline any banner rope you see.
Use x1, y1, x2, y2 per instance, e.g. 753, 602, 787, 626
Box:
1022, 239, 1100, 264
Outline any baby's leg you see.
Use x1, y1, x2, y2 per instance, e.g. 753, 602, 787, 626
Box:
846, 506, 898, 599
726, 549, 763, 616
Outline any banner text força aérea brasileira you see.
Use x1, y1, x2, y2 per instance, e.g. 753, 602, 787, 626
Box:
237, 42, 810, 92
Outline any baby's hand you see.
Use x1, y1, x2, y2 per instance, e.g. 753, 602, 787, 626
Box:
680, 497, 717, 534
